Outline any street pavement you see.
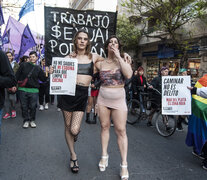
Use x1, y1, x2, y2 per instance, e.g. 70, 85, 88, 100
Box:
0, 102, 206, 180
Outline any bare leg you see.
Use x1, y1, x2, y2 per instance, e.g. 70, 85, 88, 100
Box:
98, 105, 111, 164
86, 96, 93, 123
93, 96, 97, 115
112, 109, 128, 178
112, 109, 128, 164
86, 96, 93, 113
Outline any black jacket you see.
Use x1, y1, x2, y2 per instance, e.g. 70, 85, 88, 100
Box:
15, 62, 47, 89
0, 51, 17, 109
131, 75, 147, 93
150, 75, 162, 95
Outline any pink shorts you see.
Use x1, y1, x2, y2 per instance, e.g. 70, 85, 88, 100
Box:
91, 89, 99, 97
97, 86, 127, 111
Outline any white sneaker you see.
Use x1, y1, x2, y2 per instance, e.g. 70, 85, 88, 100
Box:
39, 105, 44, 111
57, 108, 61, 112
44, 103, 49, 110
23, 121, 29, 128
30, 121, 37, 128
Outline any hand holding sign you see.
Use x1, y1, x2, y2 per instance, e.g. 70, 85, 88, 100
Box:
49, 65, 54, 74
50, 57, 78, 95
162, 76, 191, 115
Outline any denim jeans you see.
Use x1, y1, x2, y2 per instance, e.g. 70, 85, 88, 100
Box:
0, 108, 2, 143
19, 91, 38, 122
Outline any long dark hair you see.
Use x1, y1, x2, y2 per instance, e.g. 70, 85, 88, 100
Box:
104, 35, 124, 57
73, 29, 92, 59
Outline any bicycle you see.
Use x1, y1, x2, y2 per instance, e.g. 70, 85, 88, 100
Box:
127, 86, 177, 137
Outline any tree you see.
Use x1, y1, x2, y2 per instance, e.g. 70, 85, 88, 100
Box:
198, 1, 207, 24
122, 0, 207, 68
116, 14, 141, 51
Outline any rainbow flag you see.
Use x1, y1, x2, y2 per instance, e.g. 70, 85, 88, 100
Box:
186, 74, 207, 154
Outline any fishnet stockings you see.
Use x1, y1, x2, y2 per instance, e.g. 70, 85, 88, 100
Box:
63, 111, 84, 142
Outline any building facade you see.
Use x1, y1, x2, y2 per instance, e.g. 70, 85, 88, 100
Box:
71, 0, 207, 82
138, 17, 207, 82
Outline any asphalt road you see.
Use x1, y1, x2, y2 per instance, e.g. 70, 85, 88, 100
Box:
0, 102, 206, 180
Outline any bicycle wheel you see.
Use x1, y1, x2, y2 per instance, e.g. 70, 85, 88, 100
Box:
155, 112, 176, 137
127, 99, 141, 125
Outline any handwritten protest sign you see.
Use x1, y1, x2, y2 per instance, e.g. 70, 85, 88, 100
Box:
50, 57, 77, 95
44, 6, 117, 65
162, 76, 191, 115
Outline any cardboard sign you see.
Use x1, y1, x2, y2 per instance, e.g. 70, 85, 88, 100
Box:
162, 76, 191, 115
50, 57, 77, 95
44, 6, 117, 65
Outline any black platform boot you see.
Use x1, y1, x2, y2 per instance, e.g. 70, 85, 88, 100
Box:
92, 114, 97, 124
85, 113, 91, 124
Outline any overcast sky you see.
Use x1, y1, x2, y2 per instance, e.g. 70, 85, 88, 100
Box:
2, 0, 117, 35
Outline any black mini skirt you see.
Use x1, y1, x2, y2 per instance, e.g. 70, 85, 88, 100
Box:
58, 85, 88, 112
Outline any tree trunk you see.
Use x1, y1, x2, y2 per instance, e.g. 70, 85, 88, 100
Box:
179, 50, 188, 69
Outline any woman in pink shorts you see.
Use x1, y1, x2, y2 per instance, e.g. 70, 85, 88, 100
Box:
95, 35, 132, 180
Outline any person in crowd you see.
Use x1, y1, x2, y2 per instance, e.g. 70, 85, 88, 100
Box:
50, 29, 131, 174
95, 35, 132, 180
52, 29, 99, 173
0, 50, 16, 142
3, 52, 19, 119
148, 66, 169, 127
187, 76, 207, 170
85, 73, 100, 124
19, 55, 30, 65
131, 66, 147, 115
15, 51, 48, 128
176, 68, 188, 131
38, 58, 50, 110
17, 56, 29, 104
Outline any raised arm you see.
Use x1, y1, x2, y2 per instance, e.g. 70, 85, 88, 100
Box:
92, 53, 104, 74
112, 48, 133, 79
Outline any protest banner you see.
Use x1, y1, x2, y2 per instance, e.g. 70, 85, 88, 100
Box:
162, 76, 191, 115
44, 6, 117, 65
50, 57, 78, 95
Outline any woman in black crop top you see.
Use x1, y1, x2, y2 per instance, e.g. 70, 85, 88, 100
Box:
55, 29, 96, 174
50, 30, 132, 176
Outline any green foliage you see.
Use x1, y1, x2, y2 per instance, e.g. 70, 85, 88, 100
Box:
116, 14, 141, 50
121, 0, 207, 67
196, 0, 207, 23
122, 0, 205, 36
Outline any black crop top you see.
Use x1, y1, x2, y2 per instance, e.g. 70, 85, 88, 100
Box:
77, 61, 93, 76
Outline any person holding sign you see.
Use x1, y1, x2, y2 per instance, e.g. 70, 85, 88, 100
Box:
148, 66, 169, 126
51, 29, 101, 174
50, 30, 131, 175
187, 76, 207, 170
95, 35, 132, 180
176, 68, 188, 131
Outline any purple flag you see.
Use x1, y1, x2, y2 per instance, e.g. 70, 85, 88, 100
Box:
17, 24, 36, 60
0, 5, 4, 25
2, 29, 10, 45
3, 16, 44, 57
